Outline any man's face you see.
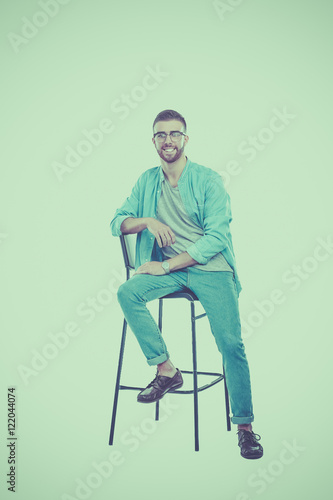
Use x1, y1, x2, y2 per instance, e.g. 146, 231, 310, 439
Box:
152, 119, 188, 164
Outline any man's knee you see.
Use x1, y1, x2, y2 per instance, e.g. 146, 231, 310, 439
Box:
117, 281, 132, 306
117, 278, 144, 306
216, 331, 244, 356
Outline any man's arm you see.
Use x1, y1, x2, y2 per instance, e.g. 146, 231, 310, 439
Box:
121, 217, 176, 248
110, 174, 143, 237
134, 250, 198, 276
110, 171, 175, 246
167, 252, 197, 271
120, 217, 150, 234
186, 174, 233, 264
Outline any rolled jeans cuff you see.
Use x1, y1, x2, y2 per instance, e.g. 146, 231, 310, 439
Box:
231, 414, 254, 425
147, 351, 170, 366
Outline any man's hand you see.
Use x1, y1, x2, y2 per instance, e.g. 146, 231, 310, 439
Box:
133, 261, 166, 276
146, 218, 176, 248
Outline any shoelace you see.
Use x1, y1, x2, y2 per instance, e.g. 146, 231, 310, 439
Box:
237, 430, 262, 445
146, 372, 166, 389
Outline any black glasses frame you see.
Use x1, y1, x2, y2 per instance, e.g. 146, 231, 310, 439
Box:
153, 131, 187, 140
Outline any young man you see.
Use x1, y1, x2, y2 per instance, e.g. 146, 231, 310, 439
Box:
110, 109, 263, 459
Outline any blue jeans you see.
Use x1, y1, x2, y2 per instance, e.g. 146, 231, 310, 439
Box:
117, 268, 254, 424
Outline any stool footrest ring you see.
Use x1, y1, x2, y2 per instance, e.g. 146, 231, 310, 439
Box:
119, 370, 224, 395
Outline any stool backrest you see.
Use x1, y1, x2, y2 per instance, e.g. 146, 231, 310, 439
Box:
120, 233, 137, 272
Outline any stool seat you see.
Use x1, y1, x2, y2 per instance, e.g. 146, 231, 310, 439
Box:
161, 289, 199, 301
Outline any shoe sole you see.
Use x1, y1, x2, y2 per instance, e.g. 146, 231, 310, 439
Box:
137, 380, 184, 404
241, 450, 264, 459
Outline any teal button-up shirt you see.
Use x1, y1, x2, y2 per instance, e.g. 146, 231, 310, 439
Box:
110, 157, 242, 296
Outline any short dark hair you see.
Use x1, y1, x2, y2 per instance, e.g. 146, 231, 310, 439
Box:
153, 109, 187, 133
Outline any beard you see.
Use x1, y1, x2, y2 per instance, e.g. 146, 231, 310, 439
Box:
158, 144, 185, 163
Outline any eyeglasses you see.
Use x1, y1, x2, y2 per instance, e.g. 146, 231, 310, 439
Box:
153, 131, 186, 142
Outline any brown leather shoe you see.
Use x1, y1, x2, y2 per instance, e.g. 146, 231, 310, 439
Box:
137, 369, 183, 403
237, 430, 263, 459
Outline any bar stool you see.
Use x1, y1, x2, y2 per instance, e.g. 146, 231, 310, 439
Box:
108, 234, 231, 451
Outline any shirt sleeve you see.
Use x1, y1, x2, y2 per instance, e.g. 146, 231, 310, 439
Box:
110, 175, 141, 236
186, 174, 233, 264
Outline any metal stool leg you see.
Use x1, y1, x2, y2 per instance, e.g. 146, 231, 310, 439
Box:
109, 318, 127, 445
223, 365, 231, 431
191, 301, 199, 451
154, 299, 164, 422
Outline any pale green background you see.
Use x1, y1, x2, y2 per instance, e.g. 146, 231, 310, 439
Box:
1, 0, 332, 499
